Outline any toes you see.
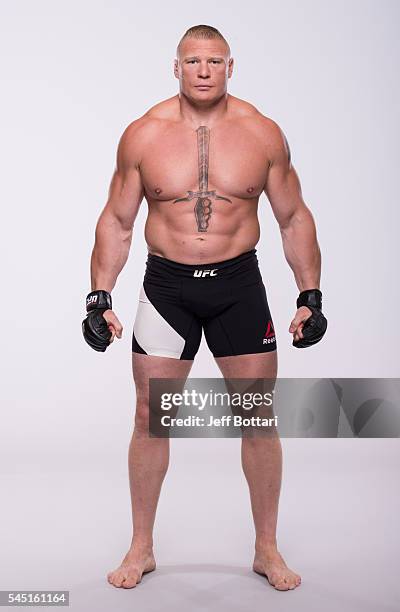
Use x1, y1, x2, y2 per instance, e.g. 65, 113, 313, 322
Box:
114, 575, 128, 588
268, 575, 287, 590
275, 580, 290, 591
107, 570, 129, 588
121, 578, 139, 588
279, 576, 301, 590
107, 572, 118, 586
121, 572, 141, 589
270, 573, 300, 591
293, 574, 301, 587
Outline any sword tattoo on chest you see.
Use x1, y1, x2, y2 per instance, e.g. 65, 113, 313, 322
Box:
173, 126, 232, 232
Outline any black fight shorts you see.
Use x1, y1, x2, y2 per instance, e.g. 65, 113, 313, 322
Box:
132, 248, 277, 359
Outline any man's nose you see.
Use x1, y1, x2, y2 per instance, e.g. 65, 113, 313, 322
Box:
197, 62, 211, 78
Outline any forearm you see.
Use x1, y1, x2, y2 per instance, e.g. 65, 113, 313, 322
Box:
90, 211, 132, 292
280, 206, 321, 291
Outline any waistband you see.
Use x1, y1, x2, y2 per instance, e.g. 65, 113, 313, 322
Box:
145, 248, 259, 280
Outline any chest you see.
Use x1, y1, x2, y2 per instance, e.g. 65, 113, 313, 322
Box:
140, 124, 269, 201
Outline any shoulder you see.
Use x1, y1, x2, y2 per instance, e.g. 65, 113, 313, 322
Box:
254, 114, 291, 163
227, 96, 289, 155
251, 112, 291, 165
117, 97, 178, 169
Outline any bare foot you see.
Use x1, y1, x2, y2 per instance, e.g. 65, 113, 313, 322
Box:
253, 547, 301, 591
107, 545, 156, 588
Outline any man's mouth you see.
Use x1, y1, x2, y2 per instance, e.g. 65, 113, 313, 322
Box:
195, 85, 212, 90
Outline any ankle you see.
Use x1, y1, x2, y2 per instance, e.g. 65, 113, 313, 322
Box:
255, 536, 278, 554
131, 536, 154, 553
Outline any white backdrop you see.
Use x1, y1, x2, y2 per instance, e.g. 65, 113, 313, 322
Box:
1, 0, 398, 456
0, 1, 399, 609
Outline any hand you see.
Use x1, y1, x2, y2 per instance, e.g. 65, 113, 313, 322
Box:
289, 306, 313, 343
289, 305, 328, 348
102, 309, 123, 343
82, 289, 122, 352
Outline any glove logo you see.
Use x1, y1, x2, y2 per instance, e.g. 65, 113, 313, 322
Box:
86, 295, 98, 307
263, 321, 276, 344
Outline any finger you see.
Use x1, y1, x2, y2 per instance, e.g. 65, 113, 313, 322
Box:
289, 315, 305, 332
290, 323, 302, 335
110, 323, 122, 338
300, 305, 313, 318
104, 313, 123, 337
290, 306, 313, 332
293, 322, 305, 342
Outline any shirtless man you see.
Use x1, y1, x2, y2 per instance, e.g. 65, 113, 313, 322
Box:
82, 25, 327, 591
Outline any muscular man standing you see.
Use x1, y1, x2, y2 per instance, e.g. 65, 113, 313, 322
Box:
82, 25, 327, 591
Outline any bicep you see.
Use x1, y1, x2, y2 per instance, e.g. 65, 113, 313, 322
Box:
104, 164, 144, 231
100, 124, 145, 231
264, 163, 305, 228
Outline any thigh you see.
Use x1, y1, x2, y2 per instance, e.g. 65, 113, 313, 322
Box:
215, 351, 278, 379
132, 353, 194, 399
132, 353, 194, 434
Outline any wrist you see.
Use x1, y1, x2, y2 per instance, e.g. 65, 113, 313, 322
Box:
296, 288, 322, 310
86, 289, 112, 312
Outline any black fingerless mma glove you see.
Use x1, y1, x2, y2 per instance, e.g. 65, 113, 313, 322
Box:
293, 289, 328, 349
82, 290, 112, 352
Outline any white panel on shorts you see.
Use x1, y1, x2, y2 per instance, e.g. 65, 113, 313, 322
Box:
133, 285, 185, 358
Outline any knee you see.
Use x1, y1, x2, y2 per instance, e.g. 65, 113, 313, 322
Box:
134, 398, 150, 434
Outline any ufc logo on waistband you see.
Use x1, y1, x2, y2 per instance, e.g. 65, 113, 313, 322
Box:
193, 269, 218, 278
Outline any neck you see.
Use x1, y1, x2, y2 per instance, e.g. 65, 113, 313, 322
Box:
177, 91, 229, 128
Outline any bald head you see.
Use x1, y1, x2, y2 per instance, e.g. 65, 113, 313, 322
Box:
176, 24, 231, 60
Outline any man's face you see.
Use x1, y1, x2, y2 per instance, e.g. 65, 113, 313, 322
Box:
174, 38, 233, 103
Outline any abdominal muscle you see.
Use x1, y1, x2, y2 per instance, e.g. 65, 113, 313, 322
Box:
144, 196, 261, 264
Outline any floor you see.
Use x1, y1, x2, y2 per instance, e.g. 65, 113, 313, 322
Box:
1, 438, 399, 611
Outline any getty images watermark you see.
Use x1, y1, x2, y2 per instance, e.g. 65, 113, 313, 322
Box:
149, 378, 400, 438
159, 386, 277, 429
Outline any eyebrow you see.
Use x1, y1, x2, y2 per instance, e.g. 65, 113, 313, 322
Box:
184, 56, 225, 61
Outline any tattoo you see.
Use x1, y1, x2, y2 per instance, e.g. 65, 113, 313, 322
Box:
198, 124, 209, 192
173, 126, 231, 232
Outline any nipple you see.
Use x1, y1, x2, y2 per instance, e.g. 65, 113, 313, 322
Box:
155, 188, 162, 195
247, 187, 254, 193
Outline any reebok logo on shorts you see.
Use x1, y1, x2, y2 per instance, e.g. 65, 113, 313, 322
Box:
193, 269, 218, 278
263, 321, 276, 344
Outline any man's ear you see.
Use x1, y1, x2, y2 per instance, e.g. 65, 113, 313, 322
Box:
174, 59, 179, 79
228, 57, 234, 78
